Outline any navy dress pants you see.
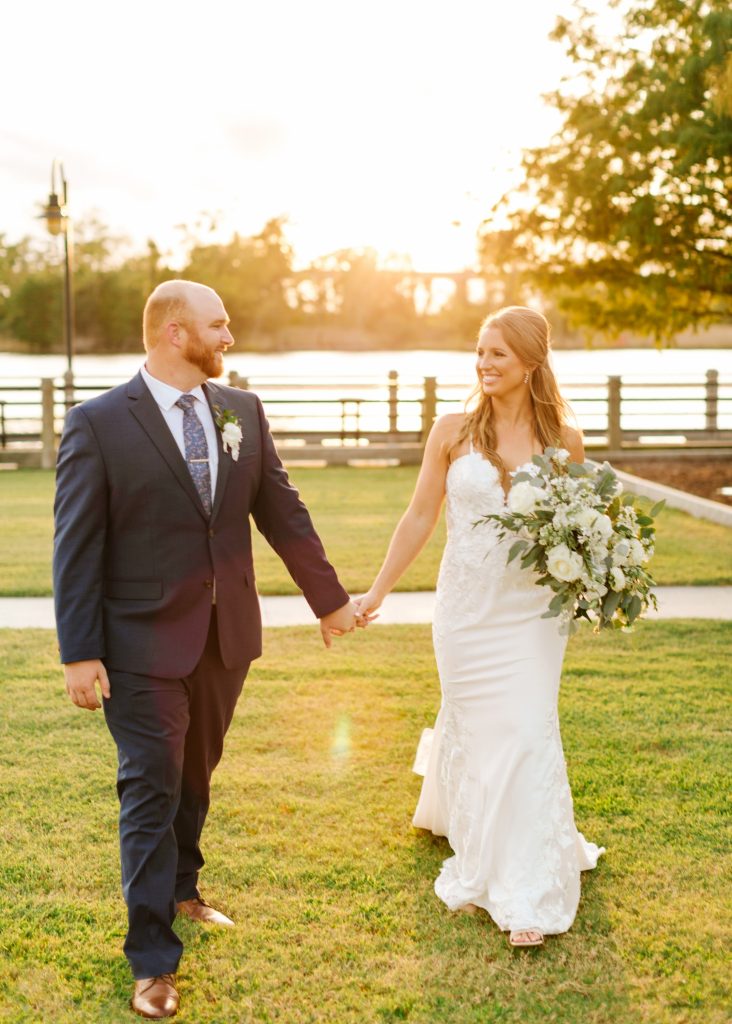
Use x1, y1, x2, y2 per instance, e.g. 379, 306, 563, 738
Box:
103, 609, 249, 978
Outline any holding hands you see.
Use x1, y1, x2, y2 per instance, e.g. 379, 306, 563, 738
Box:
353, 588, 384, 625
319, 598, 376, 648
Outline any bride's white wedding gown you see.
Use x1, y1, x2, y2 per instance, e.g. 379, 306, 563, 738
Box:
412, 443, 604, 934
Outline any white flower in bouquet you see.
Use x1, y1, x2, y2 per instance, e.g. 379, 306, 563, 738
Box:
552, 506, 571, 529
592, 513, 613, 539
546, 543, 584, 582
610, 567, 626, 591
508, 479, 546, 515
586, 579, 608, 599
572, 506, 597, 530
627, 538, 647, 565
476, 447, 663, 634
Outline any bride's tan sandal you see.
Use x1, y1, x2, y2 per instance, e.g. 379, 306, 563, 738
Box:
509, 929, 544, 947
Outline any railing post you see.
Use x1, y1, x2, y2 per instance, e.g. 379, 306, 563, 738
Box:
63, 368, 74, 412
41, 378, 56, 469
607, 375, 622, 451
388, 370, 398, 435
705, 369, 718, 433
421, 377, 437, 443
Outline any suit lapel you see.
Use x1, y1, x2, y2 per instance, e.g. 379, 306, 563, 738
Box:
127, 372, 209, 520
204, 382, 232, 523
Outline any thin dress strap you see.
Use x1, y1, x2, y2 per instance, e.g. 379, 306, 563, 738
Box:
469, 437, 475, 455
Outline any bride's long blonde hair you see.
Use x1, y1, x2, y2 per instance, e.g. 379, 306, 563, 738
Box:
452, 306, 573, 476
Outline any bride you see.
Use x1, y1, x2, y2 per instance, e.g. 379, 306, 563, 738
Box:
356, 306, 604, 947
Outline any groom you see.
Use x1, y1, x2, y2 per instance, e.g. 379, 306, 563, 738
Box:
53, 280, 357, 1018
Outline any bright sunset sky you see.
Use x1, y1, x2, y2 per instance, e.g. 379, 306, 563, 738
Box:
2, 0, 600, 272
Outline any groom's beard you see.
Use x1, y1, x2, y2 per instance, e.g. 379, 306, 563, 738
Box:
182, 327, 225, 379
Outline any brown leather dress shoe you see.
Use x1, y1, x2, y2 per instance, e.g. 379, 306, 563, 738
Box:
176, 896, 234, 927
131, 974, 179, 1018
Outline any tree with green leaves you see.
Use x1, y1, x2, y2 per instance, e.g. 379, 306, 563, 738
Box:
479, 0, 732, 341
182, 217, 294, 342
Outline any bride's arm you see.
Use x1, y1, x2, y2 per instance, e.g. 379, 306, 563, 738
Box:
356, 415, 458, 617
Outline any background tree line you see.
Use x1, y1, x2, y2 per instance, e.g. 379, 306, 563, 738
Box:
0, 216, 508, 353
2, 0, 729, 354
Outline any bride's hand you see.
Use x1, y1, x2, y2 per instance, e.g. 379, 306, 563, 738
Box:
353, 589, 384, 626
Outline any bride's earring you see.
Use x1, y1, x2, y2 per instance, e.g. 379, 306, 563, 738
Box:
523, 372, 530, 384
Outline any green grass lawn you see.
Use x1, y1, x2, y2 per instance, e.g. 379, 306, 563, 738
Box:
0, 621, 730, 1023
1, 467, 731, 597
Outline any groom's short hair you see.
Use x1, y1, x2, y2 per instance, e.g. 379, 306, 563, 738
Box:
142, 281, 192, 351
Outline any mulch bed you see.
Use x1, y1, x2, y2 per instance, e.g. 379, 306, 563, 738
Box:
615, 458, 732, 507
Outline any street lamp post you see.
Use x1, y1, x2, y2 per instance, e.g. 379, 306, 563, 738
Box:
39, 160, 74, 406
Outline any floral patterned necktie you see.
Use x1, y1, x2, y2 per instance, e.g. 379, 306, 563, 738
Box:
175, 394, 212, 515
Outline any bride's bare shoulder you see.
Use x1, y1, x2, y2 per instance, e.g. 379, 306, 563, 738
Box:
433, 413, 465, 441
430, 413, 467, 460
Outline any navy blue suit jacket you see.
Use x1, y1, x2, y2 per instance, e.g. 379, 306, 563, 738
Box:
53, 372, 349, 677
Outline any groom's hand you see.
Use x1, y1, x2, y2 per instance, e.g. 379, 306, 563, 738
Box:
319, 601, 357, 648
64, 659, 111, 711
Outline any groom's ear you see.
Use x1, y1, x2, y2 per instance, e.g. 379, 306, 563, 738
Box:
166, 319, 185, 350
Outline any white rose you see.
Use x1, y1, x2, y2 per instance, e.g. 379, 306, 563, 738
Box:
593, 513, 613, 539
222, 422, 242, 445
573, 506, 597, 529
546, 543, 584, 583
508, 480, 545, 515
554, 448, 570, 464
610, 567, 626, 591
627, 539, 646, 565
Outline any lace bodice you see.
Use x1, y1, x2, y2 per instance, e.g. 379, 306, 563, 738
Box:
443, 451, 507, 546
434, 447, 535, 630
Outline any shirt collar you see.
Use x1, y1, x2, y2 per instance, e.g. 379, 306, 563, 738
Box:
141, 364, 207, 412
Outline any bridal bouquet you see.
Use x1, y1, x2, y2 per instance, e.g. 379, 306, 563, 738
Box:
479, 448, 663, 635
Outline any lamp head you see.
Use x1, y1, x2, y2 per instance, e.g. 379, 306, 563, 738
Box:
40, 191, 66, 236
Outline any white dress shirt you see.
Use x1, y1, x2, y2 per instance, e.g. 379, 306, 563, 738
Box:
140, 363, 219, 495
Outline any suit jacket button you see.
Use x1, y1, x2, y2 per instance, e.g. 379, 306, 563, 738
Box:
208, 529, 215, 538
204, 579, 213, 588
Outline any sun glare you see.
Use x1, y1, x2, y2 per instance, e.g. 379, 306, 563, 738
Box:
1, 0, 575, 271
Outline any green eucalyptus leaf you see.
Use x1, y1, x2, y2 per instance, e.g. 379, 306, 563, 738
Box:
507, 539, 529, 563
541, 607, 561, 619
602, 590, 621, 618
521, 544, 544, 568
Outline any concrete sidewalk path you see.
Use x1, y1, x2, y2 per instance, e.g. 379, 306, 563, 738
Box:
1, 587, 730, 630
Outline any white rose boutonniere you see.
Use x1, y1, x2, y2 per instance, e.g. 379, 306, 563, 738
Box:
214, 406, 243, 461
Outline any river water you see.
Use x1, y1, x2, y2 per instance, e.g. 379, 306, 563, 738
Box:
2, 347, 732, 383
2, 348, 731, 435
